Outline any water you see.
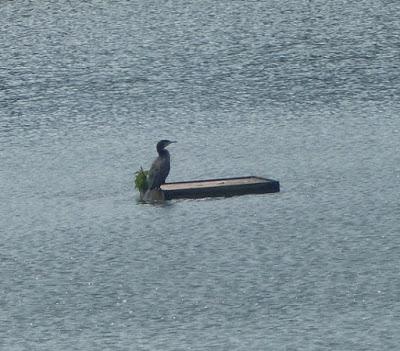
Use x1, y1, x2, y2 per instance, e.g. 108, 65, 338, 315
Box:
1, 0, 400, 350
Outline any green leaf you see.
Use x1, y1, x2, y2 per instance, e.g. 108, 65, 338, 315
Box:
134, 167, 149, 192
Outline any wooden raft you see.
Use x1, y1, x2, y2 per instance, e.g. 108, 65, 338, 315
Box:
160, 176, 280, 200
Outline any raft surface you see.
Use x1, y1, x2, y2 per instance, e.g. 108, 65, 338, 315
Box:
160, 176, 279, 199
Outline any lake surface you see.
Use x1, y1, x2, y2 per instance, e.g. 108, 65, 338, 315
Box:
1, 0, 400, 350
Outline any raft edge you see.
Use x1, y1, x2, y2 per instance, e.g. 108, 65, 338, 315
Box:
161, 176, 280, 200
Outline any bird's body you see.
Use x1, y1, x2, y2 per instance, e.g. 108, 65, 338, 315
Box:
147, 149, 170, 189
147, 140, 176, 190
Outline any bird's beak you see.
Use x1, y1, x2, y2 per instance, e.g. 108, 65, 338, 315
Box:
168, 141, 177, 145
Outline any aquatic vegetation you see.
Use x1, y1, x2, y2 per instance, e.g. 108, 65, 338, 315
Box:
134, 167, 149, 192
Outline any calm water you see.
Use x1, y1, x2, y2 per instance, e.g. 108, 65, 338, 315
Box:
1, 0, 400, 350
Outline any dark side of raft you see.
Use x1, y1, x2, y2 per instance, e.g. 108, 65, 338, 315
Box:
160, 176, 279, 200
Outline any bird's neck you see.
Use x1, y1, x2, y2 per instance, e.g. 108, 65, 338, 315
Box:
157, 148, 169, 157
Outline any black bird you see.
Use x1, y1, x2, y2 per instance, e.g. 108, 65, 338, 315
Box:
147, 140, 176, 190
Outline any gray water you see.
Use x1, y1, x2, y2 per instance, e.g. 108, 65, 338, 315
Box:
1, 0, 400, 350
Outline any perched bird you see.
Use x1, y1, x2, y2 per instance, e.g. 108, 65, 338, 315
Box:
147, 140, 176, 190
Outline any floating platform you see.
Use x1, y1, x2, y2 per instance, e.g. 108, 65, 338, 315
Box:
160, 176, 280, 200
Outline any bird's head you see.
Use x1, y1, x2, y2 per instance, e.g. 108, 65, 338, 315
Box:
156, 139, 176, 153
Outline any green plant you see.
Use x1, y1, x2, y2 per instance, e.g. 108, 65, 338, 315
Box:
134, 167, 149, 192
